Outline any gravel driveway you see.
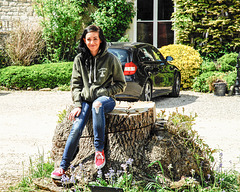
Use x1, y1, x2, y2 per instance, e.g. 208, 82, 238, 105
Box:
0, 90, 240, 189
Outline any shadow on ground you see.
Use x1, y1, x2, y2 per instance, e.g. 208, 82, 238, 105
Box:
0, 92, 10, 96
153, 93, 199, 109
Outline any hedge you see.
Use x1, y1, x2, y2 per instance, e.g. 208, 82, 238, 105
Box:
0, 62, 72, 90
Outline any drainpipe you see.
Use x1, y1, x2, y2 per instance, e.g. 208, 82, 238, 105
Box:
235, 51, 240, 95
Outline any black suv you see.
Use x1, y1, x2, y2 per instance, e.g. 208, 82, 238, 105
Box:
108, 42, 181, 101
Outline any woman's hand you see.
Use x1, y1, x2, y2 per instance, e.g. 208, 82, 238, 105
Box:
68, 107, 81, 121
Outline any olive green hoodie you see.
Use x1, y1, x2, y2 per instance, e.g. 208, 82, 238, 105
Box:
71, 45, 126, 108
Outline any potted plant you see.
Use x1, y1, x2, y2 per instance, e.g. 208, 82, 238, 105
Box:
207, 75, 227, 96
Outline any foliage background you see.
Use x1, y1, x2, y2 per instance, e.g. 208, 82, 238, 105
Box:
91, 0, 135, 42
172, 0, 240, 58
33, 0, 86, 63
32, 0, 135, 63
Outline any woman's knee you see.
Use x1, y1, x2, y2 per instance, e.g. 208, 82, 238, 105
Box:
93, 100, 102, 114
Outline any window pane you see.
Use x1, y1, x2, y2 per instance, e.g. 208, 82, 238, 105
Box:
137, 22, 153, 45
137, 0, 153, 20
158, 0, 174, 20
157, 22, 174, 47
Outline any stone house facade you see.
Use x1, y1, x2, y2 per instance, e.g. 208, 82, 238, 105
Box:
0, 0, 38, 31
0, 0, 39, 48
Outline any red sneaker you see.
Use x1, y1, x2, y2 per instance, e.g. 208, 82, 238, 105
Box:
51, 168, 65, 180
95, 150, 105, 169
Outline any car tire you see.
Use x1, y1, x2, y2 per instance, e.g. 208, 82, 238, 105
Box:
140, 80, 152, 101
169, 73, 180, 97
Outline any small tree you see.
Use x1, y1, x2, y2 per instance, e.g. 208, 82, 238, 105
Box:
91, 0, 135, 42
33, 0, 85, 62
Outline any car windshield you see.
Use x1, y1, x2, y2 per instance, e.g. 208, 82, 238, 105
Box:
108, 48, 130, 64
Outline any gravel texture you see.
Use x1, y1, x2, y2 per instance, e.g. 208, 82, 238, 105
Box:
0, 90, 240, 189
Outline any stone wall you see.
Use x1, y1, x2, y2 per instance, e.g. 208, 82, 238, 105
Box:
0, 0, 39, 32
0, 0, 40, 48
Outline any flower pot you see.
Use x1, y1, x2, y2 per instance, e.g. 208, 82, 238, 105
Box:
214, 82, 227, 96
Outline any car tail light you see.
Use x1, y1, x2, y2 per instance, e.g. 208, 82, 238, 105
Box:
123, 62, 137, 75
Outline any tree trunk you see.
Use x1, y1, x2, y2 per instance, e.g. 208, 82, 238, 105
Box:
51, 102, 156, 179
51, 101, 212, 185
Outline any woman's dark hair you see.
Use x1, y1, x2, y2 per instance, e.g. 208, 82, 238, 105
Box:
78, 25, 107, 56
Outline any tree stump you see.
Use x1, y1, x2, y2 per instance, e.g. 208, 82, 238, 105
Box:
51, 101, 212, 185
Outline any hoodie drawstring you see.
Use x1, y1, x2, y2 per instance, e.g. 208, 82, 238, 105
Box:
94, 58, 97, 83
89, 63, 92, 84
88, 57, 97, 84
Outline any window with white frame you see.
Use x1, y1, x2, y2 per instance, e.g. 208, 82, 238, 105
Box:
137, 0, 174, 48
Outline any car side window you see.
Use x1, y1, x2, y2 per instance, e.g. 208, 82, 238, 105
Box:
138, 47, 155, 62
151, 46, 165, 61
108, 48, 129, 64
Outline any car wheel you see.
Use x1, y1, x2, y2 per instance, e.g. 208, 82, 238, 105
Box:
169, 73, 180, 97
140, 80, 152, 101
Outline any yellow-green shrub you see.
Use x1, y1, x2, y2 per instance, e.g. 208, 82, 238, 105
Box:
159, 44, 202, 89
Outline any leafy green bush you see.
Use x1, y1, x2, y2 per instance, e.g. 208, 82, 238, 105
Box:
33, 0, 85, 62
33, 0, 135, 62
0, 62, 72, 90
192, 71, 216, 92
193, 52, 238, 92
200, 60, 217, 72
91, 0, 135, 42
193, 68, 237, 92
159, 44, 202, 89
216, 52, 238, 72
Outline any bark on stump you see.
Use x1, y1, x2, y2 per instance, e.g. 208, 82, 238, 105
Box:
51, 101, 212, 184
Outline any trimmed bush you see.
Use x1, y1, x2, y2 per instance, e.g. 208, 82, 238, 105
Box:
159, 44, 202, 89
0, 62, 72, 90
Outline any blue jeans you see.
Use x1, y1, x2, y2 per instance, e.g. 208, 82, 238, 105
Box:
60, 96, 116, 171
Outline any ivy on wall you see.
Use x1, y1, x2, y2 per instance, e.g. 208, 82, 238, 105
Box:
172, 0, 240, 58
